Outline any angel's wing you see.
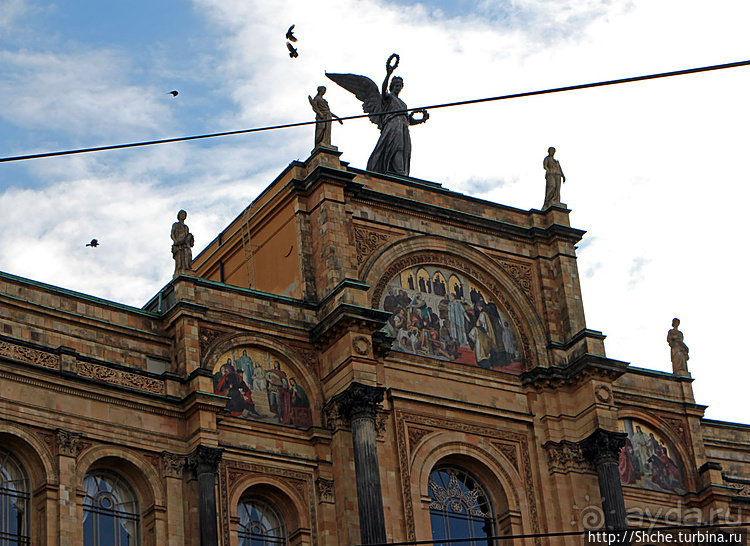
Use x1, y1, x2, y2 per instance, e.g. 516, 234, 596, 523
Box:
325, 73, 383, 127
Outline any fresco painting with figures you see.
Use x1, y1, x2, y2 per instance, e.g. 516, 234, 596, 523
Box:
212, 347, 312, 428
618, 418, 686, 495
380, 266, 524, 373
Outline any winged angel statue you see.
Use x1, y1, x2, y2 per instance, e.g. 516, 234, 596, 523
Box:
326, 54, 429, 176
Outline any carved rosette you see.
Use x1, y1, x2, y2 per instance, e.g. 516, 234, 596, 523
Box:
332, 382, 385, 422
316, 477, 335, 504
55, 429, 82, 458
186, 445, 223, 477
497, 259, 535, 304
594, 385, 612, 404
0, 340, 59, 369
543, 441, 592, 474
579, 429, 627, 466
352, 335, 371, 356
162, 452, 187, 479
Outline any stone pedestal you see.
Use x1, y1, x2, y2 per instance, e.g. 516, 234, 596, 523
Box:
187, 446, 223, 546
333, 383, 387, 545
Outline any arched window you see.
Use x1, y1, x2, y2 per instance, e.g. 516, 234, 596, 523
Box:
0, 448, 30, 545
237, 496, 286, 546
82, 470, 139, 546
428, 466, 494, 546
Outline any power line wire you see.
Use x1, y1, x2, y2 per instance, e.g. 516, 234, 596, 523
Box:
1, 58, 749, 164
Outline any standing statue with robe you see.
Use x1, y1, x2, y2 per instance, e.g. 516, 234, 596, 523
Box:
171, 209, 194, 277
543, 147, 566, 209
667, 318, 690, 375
327, 54, 429, 176
308, 86, 342, 149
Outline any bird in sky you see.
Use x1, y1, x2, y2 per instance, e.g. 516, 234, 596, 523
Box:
85, 239, 99, 248
168, 90, 179, 97
286, 24, 297, 42
286, 42, 298, 58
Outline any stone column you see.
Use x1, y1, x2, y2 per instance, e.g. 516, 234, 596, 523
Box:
55, 429, 81, 546
580, 428, 629, 543
187, 445, 223, 546
333, 383, 387, 545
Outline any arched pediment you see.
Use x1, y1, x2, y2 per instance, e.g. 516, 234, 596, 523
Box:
364, 235, 548, 371
206, 337, 318, 429
617, 417, 688, 495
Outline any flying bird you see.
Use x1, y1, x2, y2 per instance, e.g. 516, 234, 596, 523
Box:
286, 42, 298, 58
168, 90, 179, 97
286, 24, 297, 42
86, 239, 99, 248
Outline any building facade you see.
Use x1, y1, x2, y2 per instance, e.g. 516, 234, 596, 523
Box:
1, 146, 748, 545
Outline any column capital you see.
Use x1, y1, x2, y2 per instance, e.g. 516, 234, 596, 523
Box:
55, 429, 82, 458
579, 428, 627, 466
186, 445, 223, 477
332, 382, 385, 422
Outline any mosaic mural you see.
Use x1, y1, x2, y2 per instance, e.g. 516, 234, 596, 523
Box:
212, 347, 312, 428
380, 265, 524, 373
618, 418, 686, 495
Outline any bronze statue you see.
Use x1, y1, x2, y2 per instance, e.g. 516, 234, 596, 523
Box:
543, 147, 566, 209
667, 318, 690, 375
171, 210, 195, 277
327, 54, 428, 176
308, 86, 342, 149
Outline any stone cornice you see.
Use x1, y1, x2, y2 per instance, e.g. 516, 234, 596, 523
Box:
350, 187, 585, 244
310, 303, 391, 349
521, 353, 629, 389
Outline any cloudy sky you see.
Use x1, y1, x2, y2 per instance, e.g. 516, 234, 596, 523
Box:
1, 0, 748, 424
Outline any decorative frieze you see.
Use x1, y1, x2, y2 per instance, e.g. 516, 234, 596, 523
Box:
75, 361, 165, 395
0, 340, 59, 369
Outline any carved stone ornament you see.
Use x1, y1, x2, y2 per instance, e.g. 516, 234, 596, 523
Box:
543, 440, 592, 474
0, 340, 59, 369
316, 477, 335, 504
186, 445, 223, 476
594, 385, 612, 404
55, 429, 82, 458
353, 335, 371, 356
579, 428, 627, 466
332, 382, 385, 422
199, 327, 231, 359
75, 361, 165, 395
162, 452, 187, 479
355, 227, 391, 265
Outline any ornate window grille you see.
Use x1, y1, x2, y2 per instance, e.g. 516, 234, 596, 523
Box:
428, 466, 494, 546
82, 470, 140, 546
237, 497, 287, 546
0, 448, 30, 546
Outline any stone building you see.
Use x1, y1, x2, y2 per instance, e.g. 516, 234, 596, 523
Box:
0, 146, 748, 545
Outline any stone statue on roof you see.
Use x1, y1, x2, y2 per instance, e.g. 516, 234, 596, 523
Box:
309, 86, 343, 149
326, 53, 429, 177
543, 147, 566, 209
667, 317, 690, 375
171, 209, 195, 277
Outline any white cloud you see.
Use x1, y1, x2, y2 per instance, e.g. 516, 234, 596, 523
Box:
0, 49, 176, 142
